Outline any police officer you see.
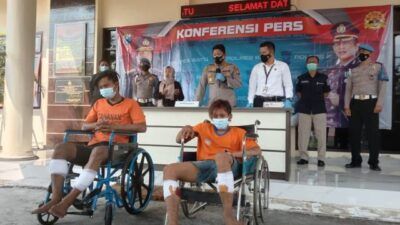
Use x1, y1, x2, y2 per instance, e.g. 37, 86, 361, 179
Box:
326, 22, 360, 149
247, 41, 293, 108
344, 44, 388, 171
296, 56, 330, 167
132, 58, 159, 107
196, 44, 242, 107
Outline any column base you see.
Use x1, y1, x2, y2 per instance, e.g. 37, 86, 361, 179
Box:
0, 151, 38, 161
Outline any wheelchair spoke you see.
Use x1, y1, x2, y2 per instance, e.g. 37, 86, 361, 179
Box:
142, 167, 150, 176
138, 185, 144, 206
46, 213, 50, 221
142, 183, 149, 191
138, 155, 145, 174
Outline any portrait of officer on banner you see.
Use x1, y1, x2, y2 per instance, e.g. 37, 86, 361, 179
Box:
325, 22, 361, 129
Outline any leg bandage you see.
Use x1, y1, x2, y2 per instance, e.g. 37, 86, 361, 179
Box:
216, 171, 234, 193
49, 159, 69, 177
72, 169, 97, 191
163, 179, 179, 199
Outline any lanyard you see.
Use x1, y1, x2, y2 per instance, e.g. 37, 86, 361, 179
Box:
263, 64, 275, 85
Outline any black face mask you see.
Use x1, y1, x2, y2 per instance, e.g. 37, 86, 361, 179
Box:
358, 53, 370, 62
260, 54, 271, 63
140, 65, 150, 71
214, 56, 224, 65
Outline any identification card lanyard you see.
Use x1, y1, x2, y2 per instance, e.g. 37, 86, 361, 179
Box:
263, 64, 275, 93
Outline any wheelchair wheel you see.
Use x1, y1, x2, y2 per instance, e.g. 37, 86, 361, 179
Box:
181, 200, 208, 218
253, 157, 270, 225
121, 148, 155, 215
104, 203, 113, 225
37, 201, 59, 225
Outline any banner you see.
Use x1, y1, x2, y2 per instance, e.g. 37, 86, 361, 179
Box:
116, 5, 393, 129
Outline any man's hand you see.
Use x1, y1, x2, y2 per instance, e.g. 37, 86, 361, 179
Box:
181, 126, 196, 140
174, 89, 180, 96
95, 119, 115, 132
344, 107, 351, 116
328, 92, 339, 106
374, 104, 383, 113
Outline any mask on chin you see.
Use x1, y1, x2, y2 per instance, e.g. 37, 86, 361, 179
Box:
212, 118, 229, 130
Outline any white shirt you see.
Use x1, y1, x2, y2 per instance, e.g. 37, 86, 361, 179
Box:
247, 59, 293, 104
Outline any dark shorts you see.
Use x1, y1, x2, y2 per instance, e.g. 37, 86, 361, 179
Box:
190, 157, 258, 183
71, 142, 109, 166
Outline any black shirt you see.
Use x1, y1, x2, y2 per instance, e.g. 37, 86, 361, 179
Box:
296, 72, 330, 114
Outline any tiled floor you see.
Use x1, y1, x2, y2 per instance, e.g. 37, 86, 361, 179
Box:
289, 154, 400, 191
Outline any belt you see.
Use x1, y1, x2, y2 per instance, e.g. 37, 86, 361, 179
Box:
137, 98, 154, 103
256, 95, 285, 102
352, 95, 377, 100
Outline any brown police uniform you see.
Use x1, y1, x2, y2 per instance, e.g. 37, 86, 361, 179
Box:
195, 62, 242, 107
132, 72, 159, 106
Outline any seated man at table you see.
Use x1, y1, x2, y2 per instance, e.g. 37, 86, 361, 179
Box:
31, 70, 147, 218
163, 99, 261, 225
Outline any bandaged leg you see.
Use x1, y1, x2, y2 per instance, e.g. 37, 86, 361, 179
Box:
31, 160, 69, 214
163, 179, 179, 199
72, 169, 97, 191
216, 171, 234, 193
49, 159, 69, 177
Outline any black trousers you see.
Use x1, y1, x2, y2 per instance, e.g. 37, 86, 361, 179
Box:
349, 99, 380, 165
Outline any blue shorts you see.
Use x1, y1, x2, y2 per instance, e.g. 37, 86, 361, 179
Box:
191, 157, 257, 183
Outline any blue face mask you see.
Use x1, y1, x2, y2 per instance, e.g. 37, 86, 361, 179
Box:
100, 87, 116, 99
99, 65, 109, 72
306, 63, 318, 72
212, 118, 229, 130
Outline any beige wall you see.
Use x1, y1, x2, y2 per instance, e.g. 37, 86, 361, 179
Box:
0, 0, 6, 35
0, 0, 50, 146
100, 0, 189, 28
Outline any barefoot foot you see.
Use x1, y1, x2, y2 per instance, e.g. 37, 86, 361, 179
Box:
31, 199, 60, 214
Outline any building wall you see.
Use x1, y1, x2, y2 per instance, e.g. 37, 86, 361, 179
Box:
0, 0, 399, 147
0, 0, 5, 35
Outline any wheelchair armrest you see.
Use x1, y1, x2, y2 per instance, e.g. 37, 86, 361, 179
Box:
245, 133, 258, 139
108, 130, 138, 145
65, 129, 94, 135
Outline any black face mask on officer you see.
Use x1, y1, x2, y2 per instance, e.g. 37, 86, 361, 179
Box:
214, 56, 224, 65
358, 53, 370, 62
140, 65, 150, 72
260, 54, 271, 63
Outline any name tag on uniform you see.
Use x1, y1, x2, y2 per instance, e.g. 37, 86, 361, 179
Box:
262, 85, 268, 94
263, 101, 284, 108
207, 73, 215, 84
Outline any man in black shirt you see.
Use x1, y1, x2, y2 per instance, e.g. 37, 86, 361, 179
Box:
296, 56, 331, 167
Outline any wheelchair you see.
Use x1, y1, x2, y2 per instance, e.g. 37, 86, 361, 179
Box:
36, 130, 155, 225
165, 120, 270, 225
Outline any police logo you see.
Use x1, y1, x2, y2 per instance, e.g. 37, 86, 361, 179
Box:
336, 24, 346, 34
364, 11, 385, 30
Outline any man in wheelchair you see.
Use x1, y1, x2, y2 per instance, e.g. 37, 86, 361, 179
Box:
32, 70, 147, 218
163, 99, 261, 225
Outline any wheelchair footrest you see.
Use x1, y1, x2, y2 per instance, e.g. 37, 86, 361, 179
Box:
180, 188, 245, 207
67, 210, 93, 216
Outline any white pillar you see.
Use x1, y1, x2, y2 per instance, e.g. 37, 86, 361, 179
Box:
0, 0, 37, 160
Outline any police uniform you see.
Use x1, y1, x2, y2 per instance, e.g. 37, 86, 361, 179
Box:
196, 62, 242, 107
344, 45, 388, 169
132, 72, 159, 106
